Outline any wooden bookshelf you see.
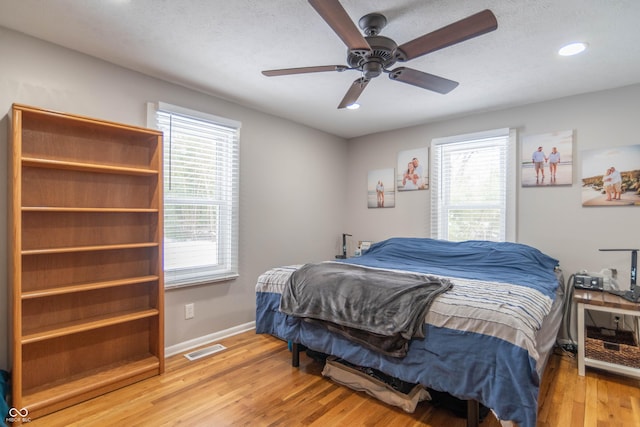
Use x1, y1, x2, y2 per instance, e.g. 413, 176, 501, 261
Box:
9, 104, 165, 419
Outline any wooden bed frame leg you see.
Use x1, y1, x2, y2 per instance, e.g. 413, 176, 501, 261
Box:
292, 343, 299, 367
291, 342, 305, 367
467, 399, 480, 427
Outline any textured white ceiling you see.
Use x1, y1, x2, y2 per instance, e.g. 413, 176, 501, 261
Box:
1, 0, 639, 138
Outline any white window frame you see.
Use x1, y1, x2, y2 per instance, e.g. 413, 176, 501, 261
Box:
147, 102, 240, 288
430, 128, 516, 242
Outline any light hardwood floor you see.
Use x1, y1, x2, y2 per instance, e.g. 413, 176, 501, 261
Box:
25, 330, 640, 426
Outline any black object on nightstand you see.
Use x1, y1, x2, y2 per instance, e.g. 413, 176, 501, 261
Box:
335, 233, 351, 259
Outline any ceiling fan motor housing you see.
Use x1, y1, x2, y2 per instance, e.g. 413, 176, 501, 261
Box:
347, 35, 398, 78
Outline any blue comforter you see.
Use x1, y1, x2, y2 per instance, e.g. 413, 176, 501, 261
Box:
255, 238, 562, 427
342, 237, 559, 298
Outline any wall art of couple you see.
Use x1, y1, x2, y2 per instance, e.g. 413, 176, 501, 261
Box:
397, 148, 428, 191
367, 168, 395, 208
581, 144, 640, 207
521, 130, 573, 187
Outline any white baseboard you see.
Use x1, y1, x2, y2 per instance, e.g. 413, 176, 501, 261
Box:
165, 321, 256, 358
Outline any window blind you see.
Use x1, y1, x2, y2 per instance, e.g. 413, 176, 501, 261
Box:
431, 128, 515, 242
149, 102, 240, 287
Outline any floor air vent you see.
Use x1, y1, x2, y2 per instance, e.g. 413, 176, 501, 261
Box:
184, 344, 227, 361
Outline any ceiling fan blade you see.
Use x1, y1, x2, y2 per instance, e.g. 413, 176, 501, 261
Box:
262, 65, 349, 77
308, 0, 371, 54
338, 77, 370, 109
396, 9, 497, 61
388, 67, 459, 94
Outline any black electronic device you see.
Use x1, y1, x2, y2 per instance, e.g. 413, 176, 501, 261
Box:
574, 274, 604, 291
600, 248, 640, 302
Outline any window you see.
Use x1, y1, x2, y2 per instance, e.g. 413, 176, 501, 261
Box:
148, 102, 240, 288
431, 128, 516, 242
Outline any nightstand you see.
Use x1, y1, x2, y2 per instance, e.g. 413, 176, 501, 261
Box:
574, 289, 640, 379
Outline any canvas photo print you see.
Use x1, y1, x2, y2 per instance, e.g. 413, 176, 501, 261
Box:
368, 168, 395, 208
397, 148, 428, 191
521, 130, 573, 187
581, 144, 640, 206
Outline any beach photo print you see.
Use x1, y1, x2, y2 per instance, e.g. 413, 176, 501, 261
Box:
367, 168, 395, 208
396, 147, 428, 191
521, 130, 573, 187
581, 144, 640, 206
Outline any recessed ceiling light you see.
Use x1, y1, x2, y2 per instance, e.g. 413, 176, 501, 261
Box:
346, 103, 360, 110
558, 42, 587, 56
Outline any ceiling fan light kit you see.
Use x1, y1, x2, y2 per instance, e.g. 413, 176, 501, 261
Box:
262, 0, 498, 109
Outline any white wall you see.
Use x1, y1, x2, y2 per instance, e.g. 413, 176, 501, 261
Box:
0, 27, 348, 370
344, 84, 640, 290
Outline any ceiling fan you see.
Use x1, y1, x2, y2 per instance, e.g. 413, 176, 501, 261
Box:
262, 0, 498, 109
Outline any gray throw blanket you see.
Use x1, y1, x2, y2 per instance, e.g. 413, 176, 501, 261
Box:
279, 262, 452, 357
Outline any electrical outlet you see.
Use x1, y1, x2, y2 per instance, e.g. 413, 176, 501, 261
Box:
185, 303, 195, 319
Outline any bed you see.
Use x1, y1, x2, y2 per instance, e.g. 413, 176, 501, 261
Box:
255, 237, 564, 427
